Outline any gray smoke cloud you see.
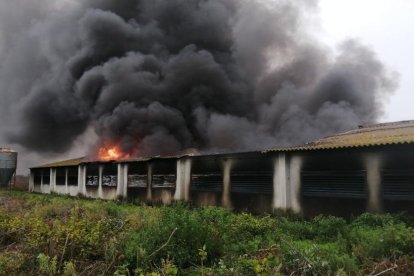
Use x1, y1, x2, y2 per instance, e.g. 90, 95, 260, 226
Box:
0, 0, 397, 159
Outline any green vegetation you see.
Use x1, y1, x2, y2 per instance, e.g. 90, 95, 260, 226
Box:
0, 191, 414, 275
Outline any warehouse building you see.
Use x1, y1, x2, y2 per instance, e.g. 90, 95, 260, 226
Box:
29, 120, 414, 216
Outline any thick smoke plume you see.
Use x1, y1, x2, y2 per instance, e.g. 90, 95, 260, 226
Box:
0, 0, 397, 158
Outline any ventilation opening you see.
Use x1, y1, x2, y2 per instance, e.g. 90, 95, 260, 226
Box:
152, 174, 176, 188
33, 169, 41, 185
382, 170, 414, 200
67, 167, 78, 186
42, 169, 50, 185
128, 163, 147, 188
86, 164, 99, 187
56, 168, 66, 186
230, 171, 273, 194
191, 173, 222, 192
302, 170, 366, 198
102, 163, 117, 187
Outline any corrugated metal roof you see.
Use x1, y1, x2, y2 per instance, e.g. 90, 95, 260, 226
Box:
118, 153, 196, 163
30, 154, 193, 169
31, 157, 86, 168
264, 120, 414, 152
30, 120, 414, 169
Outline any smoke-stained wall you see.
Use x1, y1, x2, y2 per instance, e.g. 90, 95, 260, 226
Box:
28, 143, 414, 216
0, 0, 397, 163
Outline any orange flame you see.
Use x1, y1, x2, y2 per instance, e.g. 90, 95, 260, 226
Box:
97, 144, 130, 161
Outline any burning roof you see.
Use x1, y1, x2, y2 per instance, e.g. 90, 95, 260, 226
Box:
31, 120, 414, 169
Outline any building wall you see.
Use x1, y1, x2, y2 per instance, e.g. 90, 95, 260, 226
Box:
67, 185, 79, 197
53, 184, 67, 195
29, 144, 414, 216
292, 144, 414, 216
190, 156, 224, 207
152, 188, 175, 204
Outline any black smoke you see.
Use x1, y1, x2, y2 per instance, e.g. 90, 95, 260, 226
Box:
0, 0, 397, 157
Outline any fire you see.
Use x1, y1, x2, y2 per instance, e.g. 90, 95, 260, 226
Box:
97, 144, 130, 161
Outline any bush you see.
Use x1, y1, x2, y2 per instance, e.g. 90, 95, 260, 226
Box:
348, 213, 414, 260
37, 253, 57, 276
349, 223, 414, 260
311, 216, 347, 242
0, 251, 28, 275
278, 215, 347, 242
223, 213, 278, 254
227, 213, 277, 239
122, 204, 223, 270
351, 213, 402, 227
237, 253, 282, 276
281, 240, 358, 275
2, 191, 414, 275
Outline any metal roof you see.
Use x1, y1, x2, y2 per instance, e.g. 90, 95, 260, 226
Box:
264, 120, 414, 152
30, 155, 190, 168
31, 157, 86, 169
30, 120, 414, 169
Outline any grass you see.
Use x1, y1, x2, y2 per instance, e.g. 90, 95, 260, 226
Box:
0, 190, 414, 275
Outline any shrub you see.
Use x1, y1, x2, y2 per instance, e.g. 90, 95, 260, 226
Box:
223, 213, 278, 253
0, 251, 28, 275
279, 215, 347, 243
311, 215, 347, 242
123, 204, 223, 269
281, 240, 358, 275
237, 253, 282, 276
2, 191, 414, 275
37, 253, 57, 276
197, 206, 233, 231
349, 223, 414, 260
104, 202, 126, 218
227, 213, 277, 238
351, 213, 402, 227
0, 214, 12, 245
62, 261, 76, 276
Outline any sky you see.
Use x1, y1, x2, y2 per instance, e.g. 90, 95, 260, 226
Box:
318, 0, 414, 122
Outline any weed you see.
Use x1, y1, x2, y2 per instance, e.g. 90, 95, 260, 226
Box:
1, 191, 414, 275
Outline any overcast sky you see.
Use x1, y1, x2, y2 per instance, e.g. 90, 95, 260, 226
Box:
319, 0, 414, 122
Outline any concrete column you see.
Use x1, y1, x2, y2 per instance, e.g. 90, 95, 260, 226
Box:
174, 160, 183, 200
288, 156, 302, 213
78, 165, 86, 196
123, 163, 128, 198
77, 166, 81, 195
174, 158, 192, 201
82, 166, 87, 196
29, 171, 34, 192
174, 160, 184, 200
147, 164, 153, 201
273, 153, 288, 210
365, 154, 383, 213
272, 153, 302, 213
65, 168, 68, 194
222, 159, 232, 208
40, 170, 43, 193
51, 168, 56, 194
184, 158, 192, 201
116, 163, 124, 198
98, 165, 103, 199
